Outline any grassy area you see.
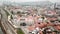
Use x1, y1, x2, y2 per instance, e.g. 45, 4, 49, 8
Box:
17, 28, 24, 34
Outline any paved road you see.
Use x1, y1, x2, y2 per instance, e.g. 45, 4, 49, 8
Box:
1, 8, 12, 34
0, 27, 3, 34
0, 8, 16, 34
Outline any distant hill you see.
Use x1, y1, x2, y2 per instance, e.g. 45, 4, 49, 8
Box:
3, 1, 53, 6
19, 1, 53, 5
18, 1, 54, 7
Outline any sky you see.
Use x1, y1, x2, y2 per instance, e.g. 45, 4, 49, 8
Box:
0, 0, 60, 3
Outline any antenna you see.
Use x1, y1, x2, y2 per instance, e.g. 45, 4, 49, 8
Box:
54, 3, 56, 12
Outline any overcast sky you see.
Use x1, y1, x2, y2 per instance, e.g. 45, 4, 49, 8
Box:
0, 0, 60, 3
